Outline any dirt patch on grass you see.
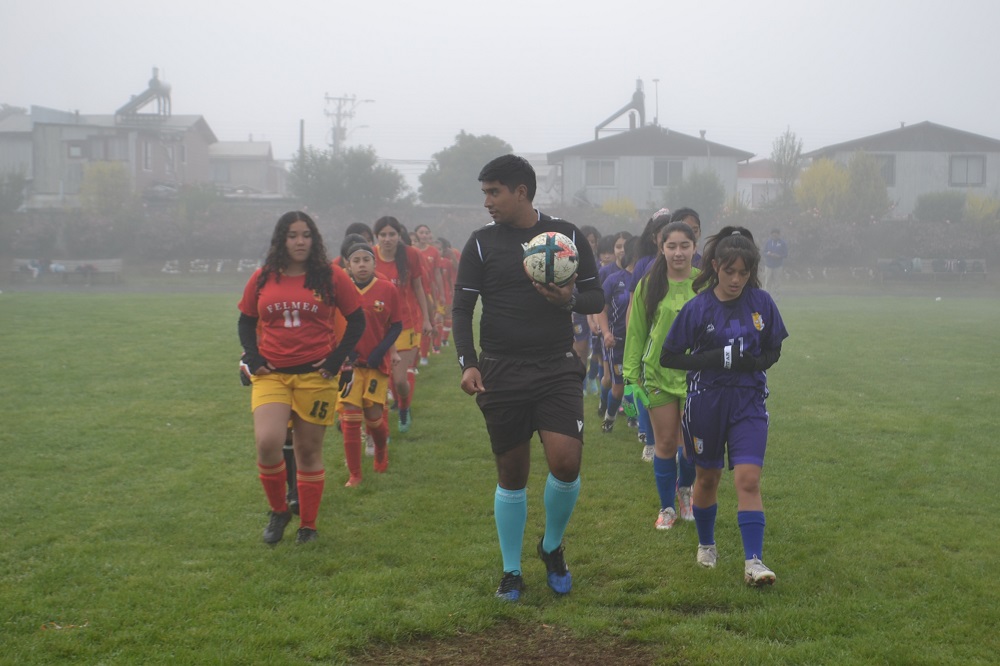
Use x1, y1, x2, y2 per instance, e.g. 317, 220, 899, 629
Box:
353, 622, 661, 665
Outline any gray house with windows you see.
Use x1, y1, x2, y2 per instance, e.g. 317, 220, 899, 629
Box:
803, 121, 1000, 218
546, 124, 753, 211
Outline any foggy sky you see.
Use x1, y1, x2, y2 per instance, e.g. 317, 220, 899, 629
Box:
3, 0, 998, 186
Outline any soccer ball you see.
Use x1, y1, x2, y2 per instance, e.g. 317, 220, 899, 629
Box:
522, 231, 579, 286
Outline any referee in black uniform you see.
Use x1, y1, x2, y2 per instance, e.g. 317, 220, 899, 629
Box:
452, 154, 604, 601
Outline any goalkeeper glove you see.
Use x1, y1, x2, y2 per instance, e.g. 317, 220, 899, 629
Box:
338, 363, 354, 398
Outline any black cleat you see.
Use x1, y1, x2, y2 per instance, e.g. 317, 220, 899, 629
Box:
537, 538, 572, 594
295, 527, 318, 544
495, 571, 524, 601
262, 510, 292, 544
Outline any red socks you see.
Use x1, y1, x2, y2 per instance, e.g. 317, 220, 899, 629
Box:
296, 468, 325, 530
258, 461, 289, 513
341, 410, 364, 483
366, 414, 390, 472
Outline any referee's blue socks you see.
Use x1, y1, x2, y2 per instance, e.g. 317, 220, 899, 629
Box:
737, 510, 766, 560
542, 473, 580, 553
494, 485, 527, 575
693, 503, 718, 546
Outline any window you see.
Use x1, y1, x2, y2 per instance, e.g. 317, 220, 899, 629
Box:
67, 142, 86, 159
873, 154, 895, 186
164, 146, 175, 175
142, 141, 152, 171
178, 144, 186, 164
950, 155, 985, 186
584, 160, 616, 187
652, 159, 684, 188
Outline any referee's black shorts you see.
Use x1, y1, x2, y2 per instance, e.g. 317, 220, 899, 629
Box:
475, 351, 587, 454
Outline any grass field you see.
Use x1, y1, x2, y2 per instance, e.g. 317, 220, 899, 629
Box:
1, 284, 998, 665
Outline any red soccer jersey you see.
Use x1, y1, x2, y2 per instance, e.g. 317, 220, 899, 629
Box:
374, 245, 425, 329
351, 276, 402, 375
417, 244, 442, 299
437, 253, 455, 305
238, 264, 360, 368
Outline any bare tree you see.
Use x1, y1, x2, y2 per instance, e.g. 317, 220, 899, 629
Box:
771, 128, 803, 203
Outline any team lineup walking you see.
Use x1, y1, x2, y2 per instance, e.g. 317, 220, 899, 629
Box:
236, 154, 788, 596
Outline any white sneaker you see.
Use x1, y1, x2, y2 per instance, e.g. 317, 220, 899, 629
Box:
419, 357, 429, 366
364, 433, 375, 457
697, 544, 718, 568
744, 557, 776, 586
641, 444, 655, 462
654, 507, 677, 530
676, 486, 694, 521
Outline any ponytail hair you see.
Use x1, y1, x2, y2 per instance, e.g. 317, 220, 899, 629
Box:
691, 226, 761, 294
373, 216, 409, 283
641, 221, 696, 327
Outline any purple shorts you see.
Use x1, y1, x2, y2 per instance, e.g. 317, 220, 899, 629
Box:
681, 387, 769, 470
572, 312, 590, 343
602, 337, 624, 385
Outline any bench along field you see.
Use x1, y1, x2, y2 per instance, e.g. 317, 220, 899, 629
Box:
10, 258, 123, 284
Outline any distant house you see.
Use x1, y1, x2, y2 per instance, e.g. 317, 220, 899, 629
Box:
737, 159, 782, 209
209, 141, 287, 196
0, 69, 284, 209
803, 121, 1000, 217
546, 124, 754, 211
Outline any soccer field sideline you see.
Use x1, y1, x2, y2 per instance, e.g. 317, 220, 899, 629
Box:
0, 291, 998, 664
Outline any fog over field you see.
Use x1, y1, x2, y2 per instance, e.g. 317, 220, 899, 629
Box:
3, 0, 998, 171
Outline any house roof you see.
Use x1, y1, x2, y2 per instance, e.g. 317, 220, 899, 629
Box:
0, 114, 33, 133
10, 106, 217, 143
547, 124, 754, 163
209, 141, 273, 159
803, 121, 1000, 157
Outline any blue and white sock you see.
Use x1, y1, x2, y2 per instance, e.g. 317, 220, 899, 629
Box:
693, 503, 718, 546
653, 454, 678, 510
738, 510, 766, 561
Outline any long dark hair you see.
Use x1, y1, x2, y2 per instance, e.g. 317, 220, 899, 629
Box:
344, 222, 374, 243
258, 211, 334, 304
692, 226, 761, 294
373, 215, 409, 283
636, 213, 672, 259
642, 221, 697, 327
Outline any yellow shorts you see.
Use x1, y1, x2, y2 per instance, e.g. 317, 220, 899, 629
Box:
337, 366, 390, 411
250, 371, 338, 426
397, 327, 421, 352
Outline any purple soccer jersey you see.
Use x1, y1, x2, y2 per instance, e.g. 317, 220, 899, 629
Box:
663, 286, 788, 393
602, 267, 632, 340
664, 286, 789, 469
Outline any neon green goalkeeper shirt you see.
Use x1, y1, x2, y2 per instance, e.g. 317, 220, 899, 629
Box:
623, 269, 699, 395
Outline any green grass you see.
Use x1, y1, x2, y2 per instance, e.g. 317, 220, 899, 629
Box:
1, 288, 999, 664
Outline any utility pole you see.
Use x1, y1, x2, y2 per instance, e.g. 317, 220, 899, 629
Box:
324, 93, 373, 155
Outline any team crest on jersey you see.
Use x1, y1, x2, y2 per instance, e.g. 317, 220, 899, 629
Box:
752, 312, 765, 331
373, 300, 385, 312
693, 436, 704, 454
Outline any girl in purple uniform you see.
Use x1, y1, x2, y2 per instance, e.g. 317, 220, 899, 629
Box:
660, 227, 788, 587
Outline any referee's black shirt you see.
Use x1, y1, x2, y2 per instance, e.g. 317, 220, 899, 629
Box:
452, 212, 604, 371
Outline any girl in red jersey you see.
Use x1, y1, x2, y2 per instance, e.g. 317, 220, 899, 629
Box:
434, 236, 459, 348
413, 224, 445, 363
373, 216, 433, 433
338, 238, 403, 486
238, 211, 365, 545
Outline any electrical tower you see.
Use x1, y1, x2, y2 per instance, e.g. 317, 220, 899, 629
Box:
324, 93, 373, 154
